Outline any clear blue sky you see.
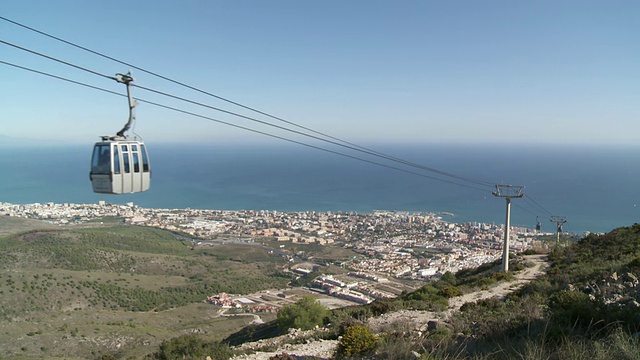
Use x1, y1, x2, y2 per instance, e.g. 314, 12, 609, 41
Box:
1, 1, 638, 145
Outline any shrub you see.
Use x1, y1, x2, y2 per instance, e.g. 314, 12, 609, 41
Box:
549, 290, 598, 329
440, 271, 457, 285
335, 325, 378, 359
438, 285, 462, 298
277, 295, 328, 331
492, 271, 514, 282
475, 277, 496, 287
154, 335, 234, 359
376, 330, 421, 360
369, 299, 396, 316
405, 284, 439, 300
626, 256, 640, 271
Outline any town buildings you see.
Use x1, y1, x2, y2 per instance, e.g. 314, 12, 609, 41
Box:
0, 201, 547, 283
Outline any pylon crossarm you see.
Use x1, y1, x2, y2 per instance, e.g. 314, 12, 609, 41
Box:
492, 184, 525, 198
549, 216, 568, 244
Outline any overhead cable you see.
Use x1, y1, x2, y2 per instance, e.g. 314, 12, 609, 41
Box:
1, 36, 493, 188
513, 203, 538, 217
0, 39, 114, 81
0, 16, 374, 146
0, 17, 560, 217
524, 195, 553, 215
0, 60, 491, 193
0, 60, 121, 97
133, 83, 494, 188
0, 16, 495, 188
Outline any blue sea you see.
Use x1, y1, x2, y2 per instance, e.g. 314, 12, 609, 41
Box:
1, 141, 639, 234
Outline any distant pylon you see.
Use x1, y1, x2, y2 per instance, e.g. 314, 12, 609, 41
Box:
492, 185, 525, 272
549, 215, 567, 244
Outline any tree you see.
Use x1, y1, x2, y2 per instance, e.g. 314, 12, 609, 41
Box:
277, 295, 328, 331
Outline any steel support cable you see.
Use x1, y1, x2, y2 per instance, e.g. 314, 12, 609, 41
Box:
0, 39, 115, 81
518, 196, 543, 216
1, 60, 491, 193
1, 34, 493, 188
133, 84, 494, 188
521, 198, 547, 218
523, 197, 540, 219
523, 195, 553, 215
513, 203, 538, 217
142, 104, 491, 193
0, 16, 496, 188
0, 60, 121, 97
0, 17, 397, 151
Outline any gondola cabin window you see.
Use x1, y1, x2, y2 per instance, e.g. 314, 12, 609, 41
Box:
91, 144, 111, 174
114, 146, 120, 174
132, 145, 140, 173
122, 145, 130, 174
141, 145, 149, 172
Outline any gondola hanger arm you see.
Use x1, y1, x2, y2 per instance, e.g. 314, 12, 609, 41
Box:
114, 71, 137, 138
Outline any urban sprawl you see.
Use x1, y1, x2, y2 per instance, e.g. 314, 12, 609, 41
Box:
1, 201, 553, 308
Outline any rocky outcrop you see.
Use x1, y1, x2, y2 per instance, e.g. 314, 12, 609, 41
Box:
579, 271, 640, 306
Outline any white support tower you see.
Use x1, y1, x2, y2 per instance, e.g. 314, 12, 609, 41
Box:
549, 216, 567, 244
492, 185, 525, 272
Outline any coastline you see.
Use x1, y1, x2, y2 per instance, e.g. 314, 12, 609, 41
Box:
2, 143, 639, 234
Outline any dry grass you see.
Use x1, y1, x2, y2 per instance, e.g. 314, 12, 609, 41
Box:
0, 223, 295, 359
0, 216, 54, 236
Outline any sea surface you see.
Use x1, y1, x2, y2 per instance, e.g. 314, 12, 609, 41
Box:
1, 142, 639, 234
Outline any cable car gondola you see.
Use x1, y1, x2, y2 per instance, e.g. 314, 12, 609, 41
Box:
90, 72, 151, 194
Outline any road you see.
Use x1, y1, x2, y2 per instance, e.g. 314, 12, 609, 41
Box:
219, 309, 264, 324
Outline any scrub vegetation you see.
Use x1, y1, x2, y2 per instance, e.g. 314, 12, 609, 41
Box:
3, 217, 640, 359
0, 221, 291, 359
220, 225, 640, 360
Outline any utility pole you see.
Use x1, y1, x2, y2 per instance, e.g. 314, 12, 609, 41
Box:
549, 216, 567, 245
492, 185, 525, 272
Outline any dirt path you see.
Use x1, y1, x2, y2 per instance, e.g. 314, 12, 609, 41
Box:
447, 254, 548, 312
369, 254, 549, 330
219, 309, 264, 324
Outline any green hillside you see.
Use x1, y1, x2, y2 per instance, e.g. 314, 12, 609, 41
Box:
444, 226, 640, 359
4, 219, 640, 359
0, 223, 292, 359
